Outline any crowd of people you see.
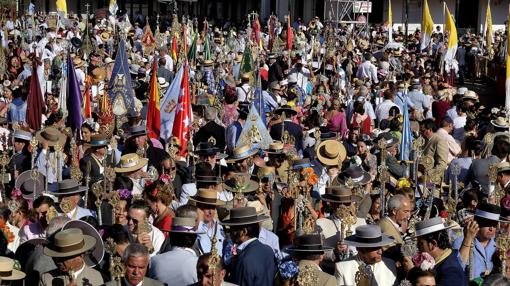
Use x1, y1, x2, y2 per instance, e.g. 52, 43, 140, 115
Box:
0, 4, 509, 286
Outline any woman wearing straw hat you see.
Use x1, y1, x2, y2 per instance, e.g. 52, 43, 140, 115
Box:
115, 153, 149, 195
41, 228, 104, 286
334, 225, 397, 286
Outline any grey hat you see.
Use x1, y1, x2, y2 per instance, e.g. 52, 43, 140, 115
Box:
63, 220, 105, 267
128, 126, 148, 138
413, 217, 452, 238
13, 130, 32, 141
50, 179, 88, 196
15, 170, 45, 200
220, 207, 269, 226
344, 225, 394, 248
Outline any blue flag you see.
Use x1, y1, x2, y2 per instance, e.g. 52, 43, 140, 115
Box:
66, 56, 83, 131
109, 39, 136, 117
236, 103, 273, 149
400, 94, 413, 161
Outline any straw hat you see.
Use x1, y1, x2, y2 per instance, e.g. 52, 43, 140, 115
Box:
114, 154, 148, 173
100, 32, 110, 42
0, 257, 25, 281
491, 117, 510, 129
265, 141, 285, 154
227, 145, 258, 162
36, 127, 66, 147
463, 90, 478, 101
498, 161, 510, 173
189, 189, 225, 206
344, 225, 394, 248
92, 67, 106, 81
158, 77, 169, 88
44, 228, 96, 258
13, 129, 32, 141
316, 140, 346, 167
73, 57, 85, 68
220, 207, 269, 226
222, 173, 259, 193
202, 59, 214, 67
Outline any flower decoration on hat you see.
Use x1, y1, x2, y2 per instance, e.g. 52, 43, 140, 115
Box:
118, 189, 132, 200
10, 188, 22, 200
278, 259, 299, 280
301, 167, 318, 186
501, 195, 510, 211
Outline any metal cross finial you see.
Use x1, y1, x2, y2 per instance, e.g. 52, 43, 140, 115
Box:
84, 3, 90, 14
156, 14, 160, 25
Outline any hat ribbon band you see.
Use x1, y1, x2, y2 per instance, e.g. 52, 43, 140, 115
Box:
56, 239, 85, 253
295, 244, 324, 251
121, 160, 140, 168
172, 226, 196, 232
415, 223, 447, 236
0, 270, 13, 277
229, 214, 259, 223
351, 175, 364, 183
475, 209, 501, 221
194, 196, 219, 204
355, 235, 382, 244
42, 132, 59, 142
90, 139, 108, 146
61, 185, 81, 193
234, 149, 255, 159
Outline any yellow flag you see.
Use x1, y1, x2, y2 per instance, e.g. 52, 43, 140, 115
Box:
486, 2, 493, 55
388, 0, 393, 42
420, 0, 434, 50
56, 0, 67, 15
505, 5, 510, 109
444, 4, 458, 63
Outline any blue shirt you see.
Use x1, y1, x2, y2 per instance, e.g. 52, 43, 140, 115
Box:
452, 235, 497, 280
197, 220, 224, 255
7, 98, 27, 124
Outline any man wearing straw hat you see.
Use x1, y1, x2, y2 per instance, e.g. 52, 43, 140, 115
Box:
189, 188, 226, 255
286, 234, 336, 286
221, 207, 277, 286
40, 228, 104, 286
149, 216, 203, 286
414, 217, 466, 286
334, 225, 397, 285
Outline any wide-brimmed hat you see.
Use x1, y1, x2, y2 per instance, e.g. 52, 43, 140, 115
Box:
274, 105, 297, 116
316, 140, 346, 167
14, 238, 46, 270
128, 126, 148, 138
265, 141, 285, 154
13, 130, 32, 141
491, 117, 510, 129
498, 161, 510, 173
336, 166, 371, 185
44, 228, 96, 258
35, 127, 66, 147
73, 56, 85, 68
51, 179, 88, 196
195, 142, 221, 156
0, 257, 26, 281
413, 217, 453, 238
292, 158, 314, 170
88, 133, 108, 147
15, 170, 45, 200
344, 225, 394, 248
286, 234, 333, 253
321, 185, 358, 203
189, 189, 225, 206
463, 90, 478, 101
100, 32, 110, 42
92, 67, 106, 81
115, 154, 148, 173
63, 220, 104, 267
377, 132, 400, 148
169, 217, 205, 234
227, 145, 258, 162
70, 37, 82, 49
158, 77, 169, 88
220, 207, 269, 226
223, 173, 259, 193
474, 203, 508, 222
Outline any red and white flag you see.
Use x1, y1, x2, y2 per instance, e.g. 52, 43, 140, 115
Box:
172, 62, 192, 155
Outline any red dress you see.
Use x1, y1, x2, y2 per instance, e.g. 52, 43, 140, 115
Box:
154, 212, 174, 238
351, 113, 372, 135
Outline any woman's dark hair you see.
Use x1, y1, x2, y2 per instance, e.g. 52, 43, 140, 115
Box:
419, 229, 451, 250
305, 110, 320, 129
407, 267, 436, 286
103, 224, 130, 244
80, 216, 99, 229
388, 106, 400, 117
114, 175, 134, 190
353, 101, 365, 115
492, 139, 510, 159
144, 180, 173, 206
33, 195, 54, 209
481, 273, 510, 286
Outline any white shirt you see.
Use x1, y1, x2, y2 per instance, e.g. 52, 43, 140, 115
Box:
72, 263, 86, 280
289, 67, 311, 93
236, 237, 257, 251
149, 227, 165, 257
75, 68, 86, 86
236, 84, 252, 102
164, 54, 174, 72
375, 99, 399, 123
259, 228, 280, 256
453, 115, 467, 142
356, 60, 379, 84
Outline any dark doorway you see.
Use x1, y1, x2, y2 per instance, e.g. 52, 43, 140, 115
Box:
369, 0, 383, 23
457, 0, 477, 29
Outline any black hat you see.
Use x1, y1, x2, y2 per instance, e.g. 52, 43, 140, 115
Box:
220, 207, 269, 226
475, 203, 508, 222
50, 179, 88, 196
286, 234, 333, 253
336, 166, 371, 185
195, 142, 220, 156
274, 105, 297, 116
